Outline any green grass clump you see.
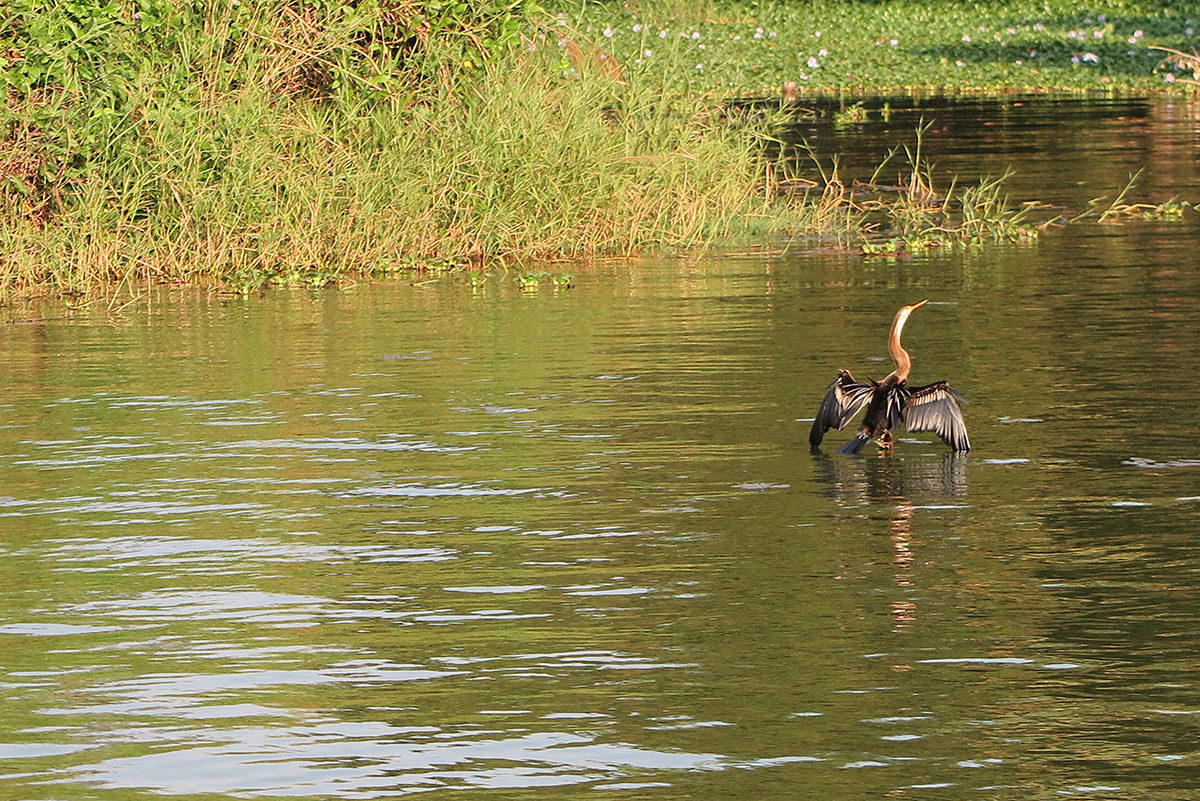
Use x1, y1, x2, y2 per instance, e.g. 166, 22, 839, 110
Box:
1, 2, 797, 293
774, 124, 1039, 259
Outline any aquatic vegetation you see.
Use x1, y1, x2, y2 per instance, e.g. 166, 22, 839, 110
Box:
1072, 170, 1197, 224
513, 271, 575, 290
1101, 199, 1192, 221
557, 0, 1200, 97
832, 102, 869, 127
774, 123, 1041, 259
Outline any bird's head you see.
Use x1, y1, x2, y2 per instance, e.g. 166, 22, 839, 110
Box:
895, 299, 928, 327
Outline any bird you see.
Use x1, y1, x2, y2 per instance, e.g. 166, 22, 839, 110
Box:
809, 300, 970, 454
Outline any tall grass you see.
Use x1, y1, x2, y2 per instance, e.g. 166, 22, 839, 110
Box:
1, 2, 1043, 296
2, 2, 800, 293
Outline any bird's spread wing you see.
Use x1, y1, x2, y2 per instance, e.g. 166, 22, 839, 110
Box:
902, 382, 970, 452
810, 370, 874, 449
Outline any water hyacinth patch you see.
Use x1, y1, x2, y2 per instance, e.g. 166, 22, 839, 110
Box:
549, 0, 1200, 96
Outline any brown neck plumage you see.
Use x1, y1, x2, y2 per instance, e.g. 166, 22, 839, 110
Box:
886, 307, 915, 382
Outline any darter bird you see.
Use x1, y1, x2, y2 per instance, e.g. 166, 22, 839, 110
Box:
809, 300, 970, 454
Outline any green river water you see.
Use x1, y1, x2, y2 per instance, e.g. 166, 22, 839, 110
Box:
1, 97, 1198, 800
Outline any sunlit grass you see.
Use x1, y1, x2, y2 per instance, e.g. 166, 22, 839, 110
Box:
1, 31, 798, 295
9, 0, 1182, 296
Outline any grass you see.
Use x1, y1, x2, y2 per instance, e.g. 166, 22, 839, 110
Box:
770, 122, 1039, 259
3, 0, 1194, 297
2, 5, 793, 294
2, 43, 796, 293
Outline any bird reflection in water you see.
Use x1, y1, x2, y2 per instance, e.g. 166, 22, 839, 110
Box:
812, 452, 967, 635
889, 502, 916, 634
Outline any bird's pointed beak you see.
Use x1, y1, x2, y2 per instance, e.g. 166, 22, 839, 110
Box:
910, 299, 929, 311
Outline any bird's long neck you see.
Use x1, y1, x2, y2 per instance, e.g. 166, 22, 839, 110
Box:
887, 309, 912, 382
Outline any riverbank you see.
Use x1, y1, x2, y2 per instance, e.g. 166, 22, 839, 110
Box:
1, 0, 1194, 297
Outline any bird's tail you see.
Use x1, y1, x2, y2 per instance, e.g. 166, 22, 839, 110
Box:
835, 433, 870, 455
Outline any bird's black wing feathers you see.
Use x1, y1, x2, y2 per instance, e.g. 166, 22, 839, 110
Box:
809, 370, 874, 449
902, 381, 970, 452
886, 384, 912, 431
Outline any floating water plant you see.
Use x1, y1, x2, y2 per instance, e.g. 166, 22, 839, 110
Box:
832, 102, 870, 127
1075, 170, 1196, 224
775, 122, 1040, 258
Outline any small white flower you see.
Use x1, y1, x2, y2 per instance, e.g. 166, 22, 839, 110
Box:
818, 48, 828, 57
978, 25, 986, 32
814, 30, 822, 38
962, 34, 971, 42
1093, 30, 1103, 39
1033, 23, 1045, 32
889, 38, 898, 46
691, 31, 701, 40
1083, 17, 1093, 24
603, 27, 613, 38
955, 60, 964, 67
1128, 37, 1138, 45
633, 23, 642, 33
698, 43, 706, 50
1015, 59, 1023, 65
1165, 73, 1177, 83
1071, 54, 1080, 64
807, 56, 820, 68
769, 31, 777, 38
658, 29, 667, 39
643, 49, 653, 58
695, 63, 704, 70
733, 34, 742, 41
798, 72, 809, 81
754, 27, 764, 39
1081, 51, 1099, 62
